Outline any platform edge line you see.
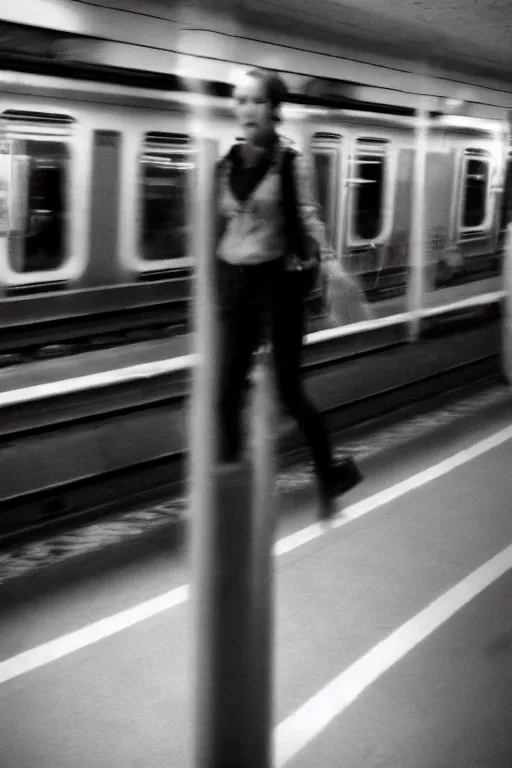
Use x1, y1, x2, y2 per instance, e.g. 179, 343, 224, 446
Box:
273, 541, 512, 767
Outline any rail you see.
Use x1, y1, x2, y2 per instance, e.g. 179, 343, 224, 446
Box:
0, 289, 505, 409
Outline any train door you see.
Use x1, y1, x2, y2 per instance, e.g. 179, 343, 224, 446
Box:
426, 123, 504, 309
343, 134, 400, 315
448, 144, 500, 287
309, 131, 342, 328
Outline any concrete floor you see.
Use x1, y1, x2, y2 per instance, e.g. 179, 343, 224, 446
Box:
0, 389, 511, 768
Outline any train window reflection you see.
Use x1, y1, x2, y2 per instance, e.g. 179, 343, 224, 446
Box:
312, 151, 337, 249
351, 153, 385, 242
461, 155, 490, 230
9, 141, 68, 274
140, 138, 194, 264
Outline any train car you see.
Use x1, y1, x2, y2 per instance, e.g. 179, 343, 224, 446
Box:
0, 12, 509, 359
0, 66, 510, 357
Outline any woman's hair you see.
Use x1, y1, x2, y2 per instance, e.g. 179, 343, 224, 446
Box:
241, 68, 288, 123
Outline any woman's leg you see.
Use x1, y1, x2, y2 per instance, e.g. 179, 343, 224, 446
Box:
270, 271, 333, 485
270, 269, 362, 517
215, 260, 264, 462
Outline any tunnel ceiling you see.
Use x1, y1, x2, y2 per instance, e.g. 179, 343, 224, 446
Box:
241, 0, 512, 82
1, 0, 512, 85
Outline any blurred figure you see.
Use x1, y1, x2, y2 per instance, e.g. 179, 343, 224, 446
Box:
214, 67, 364, 520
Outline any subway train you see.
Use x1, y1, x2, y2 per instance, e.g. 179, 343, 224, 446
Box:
0, 16, 511, 358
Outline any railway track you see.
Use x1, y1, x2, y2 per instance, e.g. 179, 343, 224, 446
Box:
0, 259, 501, 370
0, 315, 503, 549
0, 301, 189, 368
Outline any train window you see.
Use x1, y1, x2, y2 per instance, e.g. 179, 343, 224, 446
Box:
7, 140, 69, 274
349, 149, 386, 242
2, 110, 75, 126
459, 150, 491, 232
139, 134, 194, 267
312, 152, 339, 249
314, 154, 332, 224
311, 133, 341, 251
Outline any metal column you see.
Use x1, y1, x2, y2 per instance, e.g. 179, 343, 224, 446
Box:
189, 137, 276, 768
501, 113, 512, 385
503, 223, 512, 384
407, 94, 429, 341
248, 346, 277, 768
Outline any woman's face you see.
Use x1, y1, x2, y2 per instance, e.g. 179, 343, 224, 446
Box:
233, 75, 274, 143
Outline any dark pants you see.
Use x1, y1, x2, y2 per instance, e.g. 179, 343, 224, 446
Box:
215, 257, 333, 487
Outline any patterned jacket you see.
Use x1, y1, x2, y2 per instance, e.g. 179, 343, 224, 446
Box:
215, 134, 334, 270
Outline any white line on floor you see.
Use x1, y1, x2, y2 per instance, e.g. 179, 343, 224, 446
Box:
1, 422, 512, 686
275, 421, 512, 555
274, 541, 512, 767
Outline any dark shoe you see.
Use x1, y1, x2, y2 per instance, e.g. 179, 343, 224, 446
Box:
330, 456, 363, 496
319, 489, 338, 521
318, 457, 363, 521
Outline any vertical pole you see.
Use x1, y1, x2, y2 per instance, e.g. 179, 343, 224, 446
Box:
249, 346, 277, 768
189, 133, 258, 768
500, 113, 512, 385
0, 136, 13, 236
189, 153, 276, 768
407, 92, 429, 341
188, 135, 222, 768
503, 223, 512, 385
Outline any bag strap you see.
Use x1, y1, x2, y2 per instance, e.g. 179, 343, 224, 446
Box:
214, 143, 243, 246
280, 147, 309, 264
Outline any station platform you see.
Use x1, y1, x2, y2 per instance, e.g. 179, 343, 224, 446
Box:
1, 383, 512, 767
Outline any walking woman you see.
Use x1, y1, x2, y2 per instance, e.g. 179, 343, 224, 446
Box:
214, 67, 364, 520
